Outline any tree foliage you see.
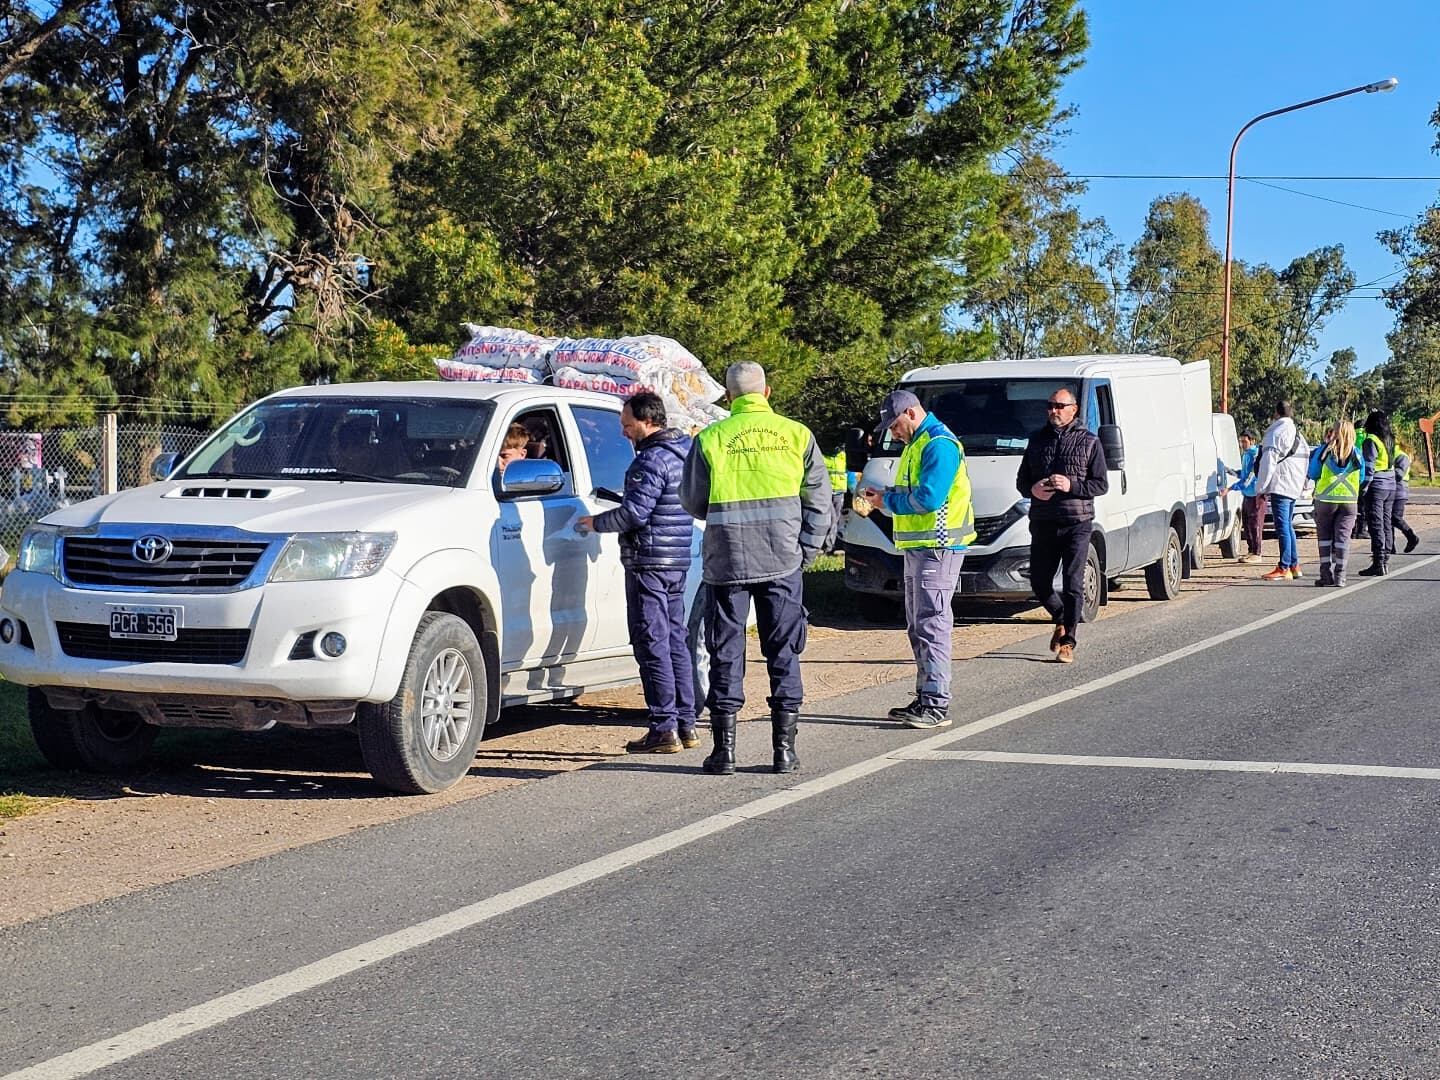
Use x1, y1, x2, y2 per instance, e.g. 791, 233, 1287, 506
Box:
0, 0, 483, 424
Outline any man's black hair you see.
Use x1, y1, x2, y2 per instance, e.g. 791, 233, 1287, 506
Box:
625, 390, 667, 427
1274, 400, 1294, 418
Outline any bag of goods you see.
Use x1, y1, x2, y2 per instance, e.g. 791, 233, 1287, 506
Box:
448, 325, 558, 371
550, 335, 704, 378
651, 366, 725, 411
434, 358, 544, 384
550, 366, 639, 397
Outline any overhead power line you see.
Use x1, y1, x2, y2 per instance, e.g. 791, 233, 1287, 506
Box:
1066, 174, 1440, 182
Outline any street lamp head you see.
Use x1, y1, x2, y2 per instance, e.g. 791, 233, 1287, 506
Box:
1365, 77, 1399, 93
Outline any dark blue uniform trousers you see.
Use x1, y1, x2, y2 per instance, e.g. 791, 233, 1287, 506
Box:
625, 568, 695, 735
706, 569, 807, 716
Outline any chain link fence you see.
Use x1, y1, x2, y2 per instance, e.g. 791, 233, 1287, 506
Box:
0, 421, 212, 561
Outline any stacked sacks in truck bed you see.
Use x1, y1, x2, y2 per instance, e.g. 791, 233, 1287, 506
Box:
434, 328, 727, 432
433, 325, 555, 384
548, 335, 725, 432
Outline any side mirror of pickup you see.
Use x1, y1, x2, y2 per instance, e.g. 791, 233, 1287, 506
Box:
497, 458, 565, 497
1098, 424, 1125, 471
150, 452, 179, 482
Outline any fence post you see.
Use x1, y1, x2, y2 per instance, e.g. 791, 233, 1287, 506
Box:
100, 413, 119, 495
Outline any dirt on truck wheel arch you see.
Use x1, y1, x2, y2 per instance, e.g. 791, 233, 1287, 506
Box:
1, 503, 1435, 929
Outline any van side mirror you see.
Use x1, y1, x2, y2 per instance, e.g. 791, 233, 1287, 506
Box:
844, 428, 870, 472
1098, 424, 1125, 470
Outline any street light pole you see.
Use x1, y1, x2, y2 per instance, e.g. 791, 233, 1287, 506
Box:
1219, 77, 1397, 414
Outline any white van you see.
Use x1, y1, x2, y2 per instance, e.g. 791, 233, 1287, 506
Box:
843, 355, 1232, 621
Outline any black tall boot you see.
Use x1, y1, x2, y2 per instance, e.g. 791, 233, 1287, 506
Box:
772, 710, 800, 774
701, 713, 736, 775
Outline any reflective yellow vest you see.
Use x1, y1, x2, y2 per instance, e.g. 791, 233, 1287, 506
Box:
1315, 450, 1363, 504
824, 450, 847, 493
1363, 432, 1391, 472
892, 422, 976, 550
696, 393, 809, 514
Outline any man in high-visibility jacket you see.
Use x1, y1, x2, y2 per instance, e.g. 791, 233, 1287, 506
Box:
679, 362, 831, 775
861, 389, 975, 729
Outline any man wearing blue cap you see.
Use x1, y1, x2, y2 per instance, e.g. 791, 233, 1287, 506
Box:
861, 390, 975, 729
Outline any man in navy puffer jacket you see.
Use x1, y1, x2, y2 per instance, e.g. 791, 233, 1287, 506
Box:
578, 392, 697, 753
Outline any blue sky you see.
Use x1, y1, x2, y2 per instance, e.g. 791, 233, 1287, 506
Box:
1049, 0, 1440, 373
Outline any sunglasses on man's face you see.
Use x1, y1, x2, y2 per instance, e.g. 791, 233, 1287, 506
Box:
1046, 401, 1075, 411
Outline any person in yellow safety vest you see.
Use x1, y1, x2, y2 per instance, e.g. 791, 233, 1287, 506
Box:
861, 389, 975, 730
821, 446, 848, 554
1358, 409, 1397, 576
679, 361, 831, 776
1306, 420, 1366, 587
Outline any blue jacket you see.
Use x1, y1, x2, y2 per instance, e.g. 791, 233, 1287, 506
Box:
1227, 445, 1259, 498
592, 428, 694, 570
881, 412, 962, 520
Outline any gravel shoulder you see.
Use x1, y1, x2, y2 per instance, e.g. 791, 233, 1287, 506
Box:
2, 503, 1434, 928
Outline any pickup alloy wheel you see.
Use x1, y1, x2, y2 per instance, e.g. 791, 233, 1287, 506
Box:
359, 612, 488, 795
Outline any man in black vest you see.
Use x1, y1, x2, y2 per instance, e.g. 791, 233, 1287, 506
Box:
1014, 387, 1109, 663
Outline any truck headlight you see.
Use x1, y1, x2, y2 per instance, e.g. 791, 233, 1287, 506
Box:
269, 533, 397, 582
16, 525, 60, 577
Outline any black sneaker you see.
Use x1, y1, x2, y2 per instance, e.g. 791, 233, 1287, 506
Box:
903, 708, 952, 730
888, 698, 923, 722
626, 731, 683, 754
678, 726, 701, 749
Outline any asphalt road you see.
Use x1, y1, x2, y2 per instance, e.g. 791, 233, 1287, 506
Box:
5, 526, 1440, 1079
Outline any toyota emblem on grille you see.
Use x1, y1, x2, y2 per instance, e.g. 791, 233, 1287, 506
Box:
132, 535, 173, 564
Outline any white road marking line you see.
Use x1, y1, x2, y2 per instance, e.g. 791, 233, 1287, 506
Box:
8, 552, 1439, 1080
896, 749, 1440, 780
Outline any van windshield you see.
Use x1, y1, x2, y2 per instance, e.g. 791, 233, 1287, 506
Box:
887, 379, 1080, 456
178, 397, 495, 487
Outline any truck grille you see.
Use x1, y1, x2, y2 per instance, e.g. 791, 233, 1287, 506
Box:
972, 515, 1008, 546
62, 537, 269, 588
56, 623, 251, 664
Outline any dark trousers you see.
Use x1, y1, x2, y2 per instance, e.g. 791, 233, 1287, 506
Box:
1366, 482, 1396, 560
1029, 519, 1092, 640
1393, 492, 1417, 547
706, 570, 807, 715
1241, 494, 1265, 556
625, 568, 695, 735
1314, 502, 1357, 584
822, 492, 845, 553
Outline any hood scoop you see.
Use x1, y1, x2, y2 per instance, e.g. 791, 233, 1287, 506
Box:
164, 485, 303, 501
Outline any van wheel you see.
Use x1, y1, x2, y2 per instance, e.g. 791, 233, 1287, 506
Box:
28, 688, 156, 772
1191, 528, 1206, 570
1145, 527, 1183, 600
1218, 522, 1241, 560
1080, 543, 1102, 624
358, 612, 487, 794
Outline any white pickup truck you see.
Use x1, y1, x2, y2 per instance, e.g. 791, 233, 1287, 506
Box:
0, 382, 653, 793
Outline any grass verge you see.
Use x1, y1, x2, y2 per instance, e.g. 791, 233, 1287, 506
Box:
0, 680, 72, 820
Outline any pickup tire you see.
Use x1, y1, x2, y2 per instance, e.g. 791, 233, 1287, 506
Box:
1144, 526, 1184, 601
28, 688, 157, 772
358, 612, 487, 795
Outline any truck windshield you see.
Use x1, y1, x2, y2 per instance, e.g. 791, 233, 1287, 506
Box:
178, 397, 495, 487
889, 379, 1078, 456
